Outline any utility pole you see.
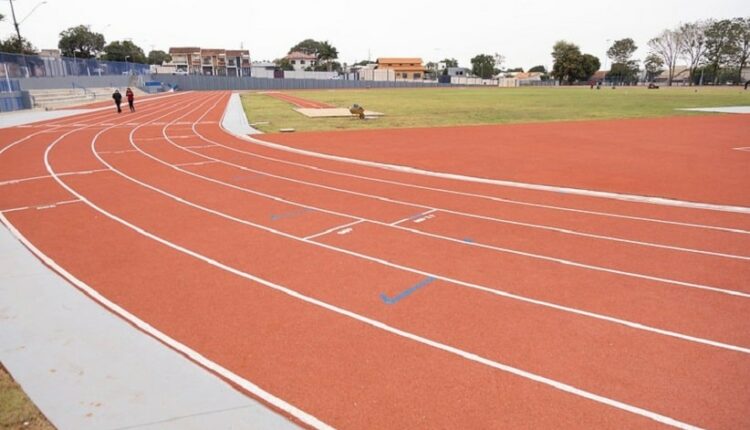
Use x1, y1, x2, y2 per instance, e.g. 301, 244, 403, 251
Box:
8, 0, 23, 51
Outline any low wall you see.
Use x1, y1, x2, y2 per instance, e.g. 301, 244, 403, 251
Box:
0, 91, 32, 112
154, 74, 445, 91
17, 76, 132, 90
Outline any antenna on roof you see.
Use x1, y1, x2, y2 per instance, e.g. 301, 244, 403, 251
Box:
240, 42, 244, 49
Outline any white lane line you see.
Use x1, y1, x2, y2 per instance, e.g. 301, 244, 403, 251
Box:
733, 147, 750, 152
174, 161, 218, 167
304, 220, 365, 240
237, 131, 750, 215
0, 213, 334, 430
202, 120, 750, 253
47, 103, 702, 429
390, 209, 438, 226
97, 149, 139, 155
0, 169, 118, 186
39, 92, 333, 430
183, 144, 218, 149
108, 96, 750, 356
1, 200, 83, 214
214, 119, 750, 235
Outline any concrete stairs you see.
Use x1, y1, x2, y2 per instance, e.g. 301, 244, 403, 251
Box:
29, 87, 146, 110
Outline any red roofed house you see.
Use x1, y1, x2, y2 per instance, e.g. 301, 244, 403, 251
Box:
376, 58, 426, 80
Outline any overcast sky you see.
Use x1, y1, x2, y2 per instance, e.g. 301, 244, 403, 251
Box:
2, 0, 745, 69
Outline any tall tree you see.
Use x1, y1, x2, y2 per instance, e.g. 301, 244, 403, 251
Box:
58, 25, 105, 58
580, 54, 601, 81
471, 54, 496, 79
679, 20, 710, 85
606, 38, 638, 84
644, 53, 665, 82
317, 40, 339, 71
0, 35, 37, 55
648, 29, 682, 86
102, 40, 146, 63
704, 19, 739, 84
551, 41, 587, 84
732, 17, 750, 84
147, 50, 172, 65
607, 38, 638, 63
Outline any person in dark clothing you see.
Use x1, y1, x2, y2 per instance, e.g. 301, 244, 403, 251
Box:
125, 87, 135, 112
112, 89, 122, 113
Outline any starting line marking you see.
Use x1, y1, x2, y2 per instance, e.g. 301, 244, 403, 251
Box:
270, 208, 313, 222
1, 199, 81, 214
304, 220, 364, 240
380, 277, 436, 305
733, 147, 750, 152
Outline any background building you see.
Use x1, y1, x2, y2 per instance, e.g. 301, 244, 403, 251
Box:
285, 51, 318, 71
376, 58, 426, 80
167, 47, 250, 76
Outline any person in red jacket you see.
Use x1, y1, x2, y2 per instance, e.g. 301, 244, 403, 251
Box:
125, 87, 135, 112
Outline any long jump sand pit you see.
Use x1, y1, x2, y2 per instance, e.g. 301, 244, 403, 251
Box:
294, 107, 385, 118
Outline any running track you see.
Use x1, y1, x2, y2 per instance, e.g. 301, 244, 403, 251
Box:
1, 91, 748, 429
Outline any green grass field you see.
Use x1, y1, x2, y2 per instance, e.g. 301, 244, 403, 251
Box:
241, 86, 749, 133
0, 364, 53, 430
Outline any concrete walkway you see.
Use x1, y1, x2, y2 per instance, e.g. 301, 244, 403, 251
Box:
0, 108, 95, 128
222, 93, 262, 135
0, 108, 300, 429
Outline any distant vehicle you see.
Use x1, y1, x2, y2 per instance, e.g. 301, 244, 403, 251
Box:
173, 70, 189, 76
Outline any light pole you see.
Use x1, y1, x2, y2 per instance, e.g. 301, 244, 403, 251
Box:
603, 38, 611, 85
7, 0, 47, 51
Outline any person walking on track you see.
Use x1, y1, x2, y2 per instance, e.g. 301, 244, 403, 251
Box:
125, 87, 136, 112
112, 89, 123, 113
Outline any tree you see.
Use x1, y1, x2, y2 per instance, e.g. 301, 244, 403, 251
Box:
0, 35, 38, 55
678, 20, 709, 85
102, 40, 146, 63
731, 17, 750, 84
288, 39, 321, 55
528, 65, 546, 73
607, 38, 638, 64
471, 54, 496, 79
317, 40, 339, 71
147, 50, 171, 65
441, 58, 458, 68
644, 53, 664, 82
274, 58, 294, 71
580, 54, 601, 81
648, 29, 682, 86
550, 41, 601, 84
704, 19, 739, 84
58, 25, 105, 58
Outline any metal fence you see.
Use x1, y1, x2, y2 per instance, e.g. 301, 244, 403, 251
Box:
155, 74, 447, 91
0, 51, 150, 79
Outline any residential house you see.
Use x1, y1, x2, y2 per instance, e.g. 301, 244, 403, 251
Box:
285, 51, 318, 71
167, 47, 250, 76
376, 58, 426, 80
447, 67, 471, 77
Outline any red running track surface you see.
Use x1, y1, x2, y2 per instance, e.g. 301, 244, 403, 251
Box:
264, 116, 750, 206
1, 91, 749, 429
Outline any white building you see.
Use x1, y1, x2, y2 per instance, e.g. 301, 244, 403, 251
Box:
285, 51, 318, 71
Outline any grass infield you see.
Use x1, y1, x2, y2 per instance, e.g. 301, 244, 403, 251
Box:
241, 86, 749, 133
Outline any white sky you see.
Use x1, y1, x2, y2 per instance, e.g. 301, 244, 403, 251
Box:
2, 0, 745, 69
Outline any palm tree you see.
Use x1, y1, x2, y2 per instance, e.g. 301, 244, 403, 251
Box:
317, 41, 339, 72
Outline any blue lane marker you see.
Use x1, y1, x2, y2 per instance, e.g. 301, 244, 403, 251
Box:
462, 237, 475, 244
380, 276, 436, 305
271, 208, 312, 221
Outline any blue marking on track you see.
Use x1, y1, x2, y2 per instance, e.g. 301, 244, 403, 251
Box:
271, 208, 312, 221
380, 277, 436, 305
462, 237, 475, 243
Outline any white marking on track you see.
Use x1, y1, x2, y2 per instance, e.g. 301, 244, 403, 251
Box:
97, 96, 750, 358
39, 98, 704, 427
304, 220, 363, 240
733, 147, 750, 152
